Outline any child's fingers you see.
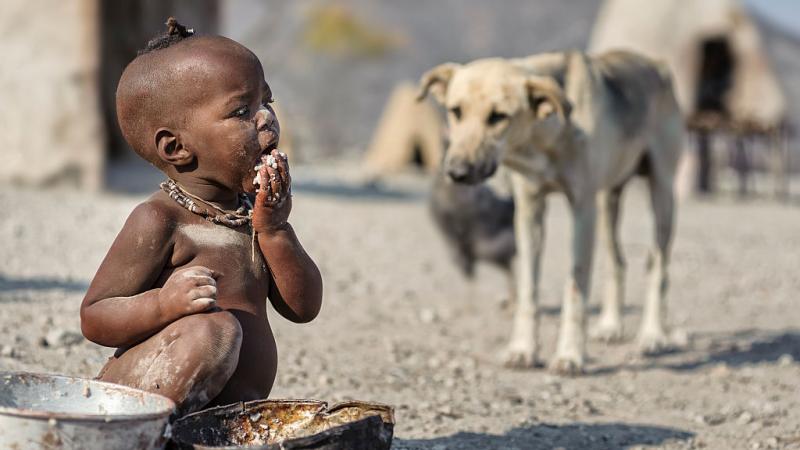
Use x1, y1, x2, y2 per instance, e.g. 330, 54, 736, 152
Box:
258, 182, 275, 206
190, 297, 217, 311
184, 265, 214, 276
266, 165, 283, 201
257, 164, 269, 189
188, 275, 217, 287
276, 154, 291, 195
191, 285, 217, 299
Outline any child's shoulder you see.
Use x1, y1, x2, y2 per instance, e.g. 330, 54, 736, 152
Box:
121, 191, 183, 242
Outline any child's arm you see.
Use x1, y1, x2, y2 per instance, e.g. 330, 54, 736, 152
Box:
81, 201, 218, 347
253, 151, 323, 323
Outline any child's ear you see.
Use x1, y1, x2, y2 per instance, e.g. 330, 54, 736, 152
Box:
155, 128, 194, 166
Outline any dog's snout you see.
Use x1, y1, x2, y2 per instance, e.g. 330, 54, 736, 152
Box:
447, 161, 472, 183
447, 158, 498, 184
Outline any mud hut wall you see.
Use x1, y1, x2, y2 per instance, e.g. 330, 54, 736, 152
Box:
589, 0, 786, 129
0, 0, 104, 189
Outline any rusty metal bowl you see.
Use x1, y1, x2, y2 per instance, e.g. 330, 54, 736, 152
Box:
0, 371, 175, 450
170, 399, 395, 449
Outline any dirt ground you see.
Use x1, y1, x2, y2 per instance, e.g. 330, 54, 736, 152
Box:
1, 164, 798, 449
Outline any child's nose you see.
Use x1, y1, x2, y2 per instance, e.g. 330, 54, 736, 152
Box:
255, 105, 274, 131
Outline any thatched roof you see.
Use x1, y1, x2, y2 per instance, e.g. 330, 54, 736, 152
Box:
363, 83, 444, 176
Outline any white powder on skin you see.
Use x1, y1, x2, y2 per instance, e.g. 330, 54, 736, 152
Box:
179, 224, 266, 272
180, 224, 247, 249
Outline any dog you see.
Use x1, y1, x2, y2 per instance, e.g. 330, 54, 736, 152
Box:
418, 50, 684, 374
429, 165, 516, 283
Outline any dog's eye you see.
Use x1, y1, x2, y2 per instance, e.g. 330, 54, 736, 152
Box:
449, 106, 462, 120
487, 110, 508, 125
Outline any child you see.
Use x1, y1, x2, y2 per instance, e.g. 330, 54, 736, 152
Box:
80, 18, 323, 415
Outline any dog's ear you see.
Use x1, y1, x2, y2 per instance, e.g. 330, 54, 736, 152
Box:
526, 76, 572, 121
417, 63, 460, 104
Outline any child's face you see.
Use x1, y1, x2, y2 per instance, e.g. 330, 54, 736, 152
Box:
178, 43, 280, 193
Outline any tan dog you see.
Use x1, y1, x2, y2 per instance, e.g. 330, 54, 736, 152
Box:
418, 50, 684, 374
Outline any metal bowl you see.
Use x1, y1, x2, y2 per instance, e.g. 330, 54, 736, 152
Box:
0, 371, 175, 450
170, 399, 394, 449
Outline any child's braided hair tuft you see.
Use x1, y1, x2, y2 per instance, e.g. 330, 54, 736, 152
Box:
138, 17, 195, 55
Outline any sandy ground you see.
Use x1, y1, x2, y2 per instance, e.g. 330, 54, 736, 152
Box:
1, 164, 799, 449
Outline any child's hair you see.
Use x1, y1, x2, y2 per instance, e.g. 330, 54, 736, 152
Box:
139, 17, 195, 55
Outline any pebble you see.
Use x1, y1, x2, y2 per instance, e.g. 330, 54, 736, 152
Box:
437, 404, 459, 418
419, 308, 438, 324
317, 374, 333, 386
737, 411, 754, 425
777, 353, 794, 367
709, 363, 731, 378
40, 329, 84, 348
0, 345, 15, 358
700, 413, 727, 426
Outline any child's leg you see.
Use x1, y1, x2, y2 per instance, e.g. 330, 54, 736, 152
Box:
97, 310, 242, 415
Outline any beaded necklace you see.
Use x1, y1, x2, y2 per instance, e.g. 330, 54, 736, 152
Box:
160, 179, 260, 261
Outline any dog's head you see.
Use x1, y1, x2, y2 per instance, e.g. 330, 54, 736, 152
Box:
418, 59, 571, 184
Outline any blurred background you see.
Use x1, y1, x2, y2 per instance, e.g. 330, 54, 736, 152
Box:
2, 2, 799, 449
2, 0, 799, 196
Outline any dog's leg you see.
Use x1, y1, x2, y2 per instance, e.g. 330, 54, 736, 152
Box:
637, 172, 675, 355
503, 175, 546, 368
550, 198, 596, 375
590, 187, 626, 343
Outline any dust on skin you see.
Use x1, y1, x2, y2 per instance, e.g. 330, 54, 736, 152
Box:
178, 224, 266, 272
179, 224, 249, 250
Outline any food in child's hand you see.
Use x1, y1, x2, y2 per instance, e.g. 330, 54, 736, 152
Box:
253, 152, 286, 188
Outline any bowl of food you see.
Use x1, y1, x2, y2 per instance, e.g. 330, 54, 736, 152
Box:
0, 371, 175, 450
169, 399, 394, 449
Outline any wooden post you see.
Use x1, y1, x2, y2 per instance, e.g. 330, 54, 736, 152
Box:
697, 131, 714, 193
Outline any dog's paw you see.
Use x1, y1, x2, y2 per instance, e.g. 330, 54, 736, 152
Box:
548, 355, 585, 376
636, 331, 674, 356
502, 346, 541, 369
589, 321, 624, 343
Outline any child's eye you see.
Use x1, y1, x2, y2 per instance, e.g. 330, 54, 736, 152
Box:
232, 106, 250, 118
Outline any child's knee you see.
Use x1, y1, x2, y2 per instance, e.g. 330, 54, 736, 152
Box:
178, 311, 243, 357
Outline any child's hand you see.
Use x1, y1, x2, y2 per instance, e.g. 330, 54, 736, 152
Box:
253, 149, 292, 234
158, 266, 218, 320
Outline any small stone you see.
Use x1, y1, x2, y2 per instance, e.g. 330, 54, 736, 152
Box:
669, 328, 690, 347
709, 363, 731, 378
701, 413, 726, 426
318, 375, 333, 386
42, 329, 83, 348
777, 353, 794, 367
0, 345, 15, 358
437, 405, 458, 417
764, 437, 779, 448
737, 411, 754, 425
419, 308, 438, 324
